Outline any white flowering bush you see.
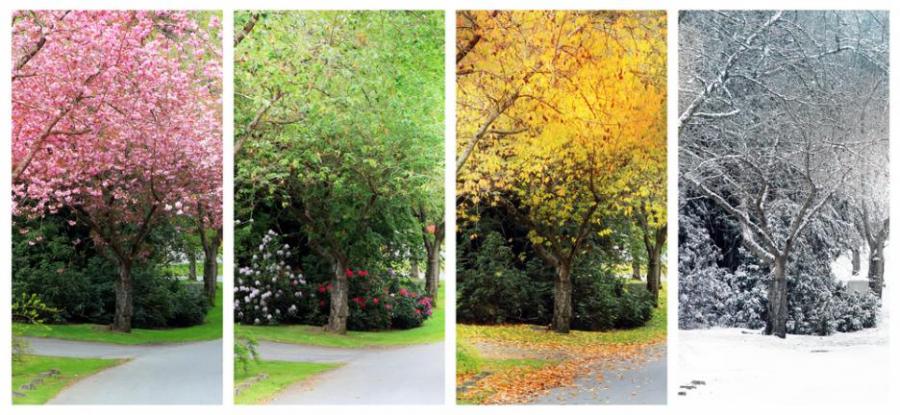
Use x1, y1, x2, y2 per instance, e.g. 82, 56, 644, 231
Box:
234, 230, 306, 325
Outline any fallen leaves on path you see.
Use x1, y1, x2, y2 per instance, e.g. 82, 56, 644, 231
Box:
458, 332, 664, 404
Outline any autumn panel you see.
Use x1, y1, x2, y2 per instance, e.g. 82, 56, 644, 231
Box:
456, 10, 667, 405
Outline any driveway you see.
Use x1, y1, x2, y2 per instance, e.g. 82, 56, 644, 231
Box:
532, 343, 667, 405
257, 341, 444, 405
27, 338, 222, 405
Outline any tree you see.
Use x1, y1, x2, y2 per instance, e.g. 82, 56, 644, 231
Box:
12, 11, 222, 332
632, 153, 667, 306
235, 11, 443, 334
415, 179, 444, 306
847, 141, 889, 297
197, 203, 223, 304
680, 11, 888, 337
458, 11, 667, 333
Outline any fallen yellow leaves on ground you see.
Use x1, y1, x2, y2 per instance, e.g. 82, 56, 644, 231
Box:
457, 325, 665, 404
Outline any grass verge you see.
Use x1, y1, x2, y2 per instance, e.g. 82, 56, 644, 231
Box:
163, 262, 223, 278
457, 341, 557, 404
12, 355, 125, 404
457, 342, 552, 376
237, 284, 445, 348
13, 283, 223, 345
234, 360, 340, 404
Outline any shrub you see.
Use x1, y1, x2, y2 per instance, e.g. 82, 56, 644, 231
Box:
234, 230, 307, 325
13, 213, 210, 329
458, 230, 654, 331
12, 215, 114, 323
617, 287, 655, 328
391, 289, 433, 329
234, 231, 433, 330
325, 274, 433, 330
457, 231, 546, 324
571, 267, 655, 331
234, 335, 260, 375
678, 203, 881, 334
170, 283, 209, 327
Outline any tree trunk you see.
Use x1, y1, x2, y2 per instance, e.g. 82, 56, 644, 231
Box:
410, 254, 420, 279
326, 259, 349, 334
646, 248, 661, 307
765, 256, 788, 338
551, 262, 573, 333
188, 249, 198, 281
631, 254, 641, 280
851, 247, 861, 276
868, 243, 884, 297
111, 260, 134, 332
203, 242, 219, 305
425, 237, 441, 307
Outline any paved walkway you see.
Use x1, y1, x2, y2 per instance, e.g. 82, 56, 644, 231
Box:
257, 341, 444, 405
26, 338, 222, 405
532, 343, 667, 405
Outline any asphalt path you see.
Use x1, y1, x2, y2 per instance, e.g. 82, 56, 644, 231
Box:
257, 341, 444, 405
532, 343, 667, 405
26, 337, 222, 405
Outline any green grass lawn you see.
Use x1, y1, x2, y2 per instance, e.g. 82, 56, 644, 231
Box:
12, 355, 125, 404
234, 360, 340, 404
458, 282, 667, 348
13, 283, 223, 345
237, 284, 445, 348
162, 262, 222, 277
457, 342, 552, 377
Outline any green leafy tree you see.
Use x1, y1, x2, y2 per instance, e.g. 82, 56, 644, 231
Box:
234, 11, 444, 333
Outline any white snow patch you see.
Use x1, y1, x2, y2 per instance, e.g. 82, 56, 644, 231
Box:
831, 251, 869, 283
678, 289, 889, 404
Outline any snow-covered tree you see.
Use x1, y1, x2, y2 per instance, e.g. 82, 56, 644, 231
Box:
680, 11, 888, 338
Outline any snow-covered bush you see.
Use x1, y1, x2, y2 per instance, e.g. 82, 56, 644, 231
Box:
678, 207, 766, 329
785, 272, 880, 335
678, 203, 881, 335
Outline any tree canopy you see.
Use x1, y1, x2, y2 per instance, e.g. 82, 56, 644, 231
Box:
12, 11, 223, 331
234, 11, 444, 333
457, 11, 667, 332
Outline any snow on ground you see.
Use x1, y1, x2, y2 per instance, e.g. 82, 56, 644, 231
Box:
831, 252, 869, 283
678, 289, 889, 405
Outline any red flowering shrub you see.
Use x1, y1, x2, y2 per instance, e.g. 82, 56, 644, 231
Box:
342, 268, 433, 330
235, 232, 432, 331
390, 288, 433, 329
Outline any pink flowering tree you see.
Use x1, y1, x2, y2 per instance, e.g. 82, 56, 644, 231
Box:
12, 11, 222, 332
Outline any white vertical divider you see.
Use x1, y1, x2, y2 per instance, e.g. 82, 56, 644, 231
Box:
666, 7, 679, 408
222, 7, 236, 408
888, 4, 899, 412
444, 6, 459, 407
0, 7, 13, 409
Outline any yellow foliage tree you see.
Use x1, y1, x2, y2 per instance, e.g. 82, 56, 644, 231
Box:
457, 10, 667, 332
